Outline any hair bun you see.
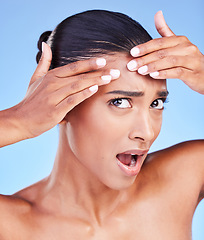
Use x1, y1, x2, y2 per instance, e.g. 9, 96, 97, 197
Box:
36, 31, 52, 63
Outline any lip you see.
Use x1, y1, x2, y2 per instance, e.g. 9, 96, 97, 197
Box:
116, 149, 149, 177
119, 149, 149, 156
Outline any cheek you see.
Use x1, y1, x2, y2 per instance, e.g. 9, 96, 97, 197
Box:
65, 101, 115, 161
152, 112, 163, 141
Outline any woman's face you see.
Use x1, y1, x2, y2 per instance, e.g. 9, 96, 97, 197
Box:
65, 53, 168, 189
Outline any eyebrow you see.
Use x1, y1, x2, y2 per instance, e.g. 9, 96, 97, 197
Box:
106, 90, 169, 98
157, 90, 169, 97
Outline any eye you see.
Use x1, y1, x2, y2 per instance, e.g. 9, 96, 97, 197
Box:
109, 98, 132, 109
150, 98, 166, 110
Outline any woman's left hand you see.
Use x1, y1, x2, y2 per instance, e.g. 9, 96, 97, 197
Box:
127, 11, 204, 95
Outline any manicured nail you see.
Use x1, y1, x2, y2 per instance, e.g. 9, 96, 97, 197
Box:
101, 75, 112, 83
127, 60, 137, 71
150, 71, 159, 78
42, 42, 45, 53
89, 85, 98, 92
110, 69, 120, 79
96, 58, 106, 68
130, 47, 140, 57
138, 65, 148, 75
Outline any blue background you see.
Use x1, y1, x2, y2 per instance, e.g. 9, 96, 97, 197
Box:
0, 0, 203, 238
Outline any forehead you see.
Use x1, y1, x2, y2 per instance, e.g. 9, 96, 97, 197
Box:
100, 53, 167, 94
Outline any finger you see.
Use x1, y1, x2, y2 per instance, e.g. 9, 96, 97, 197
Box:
137, 56, 194, 76
149, 67, 193, 81
56, 84, 99, 114
45, 68, 120, 92
53, 58, 107, 78
130, 36, 181, 58
129, 44, 198, 73
129, 35, 190, 61
30, 43, 52, 86
149, 67, 202, 93
129, 11, 176, 59
154, 11, 175, 37
50, 69, 120, 104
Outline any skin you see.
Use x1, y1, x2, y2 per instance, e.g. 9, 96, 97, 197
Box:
0, 11, 204, 240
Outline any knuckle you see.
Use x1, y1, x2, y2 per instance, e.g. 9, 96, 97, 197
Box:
157, 49, 167, 59
77, 73, 86, 81
45, 95, 54, 106
70, 81, 79, 90
169, 56, 178, 65
149, 63, 157, 72
140, 44, 147, 54
188, 44, 199, 54
193, 59, 202, 72
179, 35, 189, 43
66, 95, 75, 105
68, 61, 79, 72
42, 82, 51, 93
157, 38, 164, 47
137, 57, 145, 67
46, 79, 58, 91
176, 67, 184, 77
88, 59, 96, 69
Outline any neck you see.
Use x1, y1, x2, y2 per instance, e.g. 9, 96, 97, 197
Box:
40, 124, 131, 224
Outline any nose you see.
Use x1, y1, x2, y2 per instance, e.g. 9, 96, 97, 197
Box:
128, 111, 155, 143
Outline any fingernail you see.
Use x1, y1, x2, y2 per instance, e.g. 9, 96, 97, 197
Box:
109, 69, 120, 79
89, 85, 98, 92
150, 71, 159, 78
138, 65, 148, 75
130, 47, 140, 57
42, 42, 45, 53
127, 60, 137, 71
96, 58, 106, 68
101, 75, 112, 83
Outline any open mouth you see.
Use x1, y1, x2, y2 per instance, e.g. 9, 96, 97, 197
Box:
116, 151, 147, 176
116, 153, 138, 167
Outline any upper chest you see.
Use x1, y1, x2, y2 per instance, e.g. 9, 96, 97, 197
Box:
16, 193, 194, 240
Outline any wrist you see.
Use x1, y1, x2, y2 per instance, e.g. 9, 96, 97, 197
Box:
0, 105, 29, 147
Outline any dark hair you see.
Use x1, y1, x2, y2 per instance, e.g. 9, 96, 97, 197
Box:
36, 10, 152, 69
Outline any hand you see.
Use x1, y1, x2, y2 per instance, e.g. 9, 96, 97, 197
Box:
127, 11, 204, 95
14, 43, 120, 140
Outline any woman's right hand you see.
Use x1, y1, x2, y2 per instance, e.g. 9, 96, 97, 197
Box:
8, 43, 120, 142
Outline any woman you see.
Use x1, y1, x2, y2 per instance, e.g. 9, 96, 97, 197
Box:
0, 10, 203, 239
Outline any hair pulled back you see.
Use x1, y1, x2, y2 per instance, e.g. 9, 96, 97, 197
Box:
36, 10, 152, 69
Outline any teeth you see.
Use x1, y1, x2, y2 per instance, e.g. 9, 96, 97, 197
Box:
130, 157, 136, 167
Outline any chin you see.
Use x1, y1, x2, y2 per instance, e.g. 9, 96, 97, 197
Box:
102, 175, 137, 190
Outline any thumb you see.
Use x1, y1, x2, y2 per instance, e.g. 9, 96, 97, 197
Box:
29, 42, 52, 87
154, 11, 175, 37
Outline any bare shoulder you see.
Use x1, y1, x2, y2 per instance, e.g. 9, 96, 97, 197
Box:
149, 139, 204, 162
0, 193, 32, 239
0, 193, 32, 217
146, 140, 204, 199
0, 179, 47, 239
